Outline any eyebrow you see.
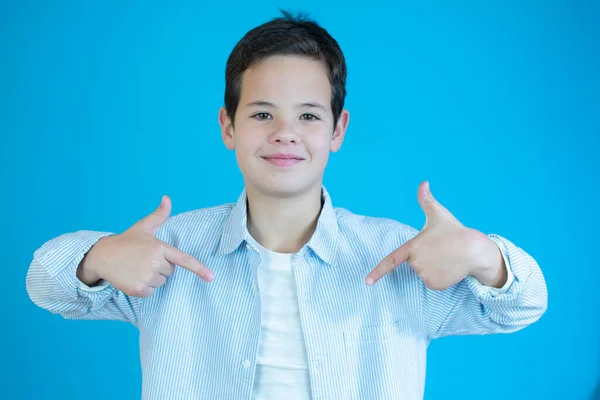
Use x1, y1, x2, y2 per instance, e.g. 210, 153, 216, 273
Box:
246, 101, 328, 112
300, 102, 328, 112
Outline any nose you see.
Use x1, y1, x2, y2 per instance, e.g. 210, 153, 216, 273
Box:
270, 119, 301, 145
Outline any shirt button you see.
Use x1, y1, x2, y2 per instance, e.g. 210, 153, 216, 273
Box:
252, 282, 258, 291
242, 360, 251, 369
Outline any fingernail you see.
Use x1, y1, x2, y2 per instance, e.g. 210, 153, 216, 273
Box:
206, 272, 214, 281
366, 277, 374, 286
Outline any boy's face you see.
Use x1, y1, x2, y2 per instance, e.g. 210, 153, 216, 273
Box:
219, 55, 349, 199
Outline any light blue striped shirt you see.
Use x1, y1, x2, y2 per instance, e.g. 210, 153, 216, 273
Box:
26, 187, 547, 399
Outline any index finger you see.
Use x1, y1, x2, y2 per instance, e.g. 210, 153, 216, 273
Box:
163, 244, 214, 282
365, 242, 411, 286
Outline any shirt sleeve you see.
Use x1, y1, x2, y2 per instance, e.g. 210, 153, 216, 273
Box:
419, 232, 548, 340
26, 230, 142, 326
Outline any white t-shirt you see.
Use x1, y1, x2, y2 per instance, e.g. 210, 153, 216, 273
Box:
251, 242, 312, 400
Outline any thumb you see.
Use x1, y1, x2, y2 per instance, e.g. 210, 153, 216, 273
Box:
417, 181, 451, 226
132, 195, 172, 234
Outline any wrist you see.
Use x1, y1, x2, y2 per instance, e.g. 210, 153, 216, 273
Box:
471, 236, 507, 288
76, 237, 110, 286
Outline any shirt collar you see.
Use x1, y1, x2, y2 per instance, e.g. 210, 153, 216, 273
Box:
216, 186, 339, 265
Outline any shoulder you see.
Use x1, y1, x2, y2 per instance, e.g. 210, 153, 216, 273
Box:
334, 206, 418, 237
333, 206, 420, 251
169, 203, 234, 226
156, 202, 235, 242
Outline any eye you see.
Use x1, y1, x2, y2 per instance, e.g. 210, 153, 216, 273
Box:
300, 113, 319, 121
252, 112, 272, 120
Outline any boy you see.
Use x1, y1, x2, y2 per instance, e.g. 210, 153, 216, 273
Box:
26, 11, 547, 400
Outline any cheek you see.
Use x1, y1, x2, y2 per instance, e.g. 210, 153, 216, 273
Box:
305, 138, 332, 168
306, 131, 332, 153
234, 128, 262, 153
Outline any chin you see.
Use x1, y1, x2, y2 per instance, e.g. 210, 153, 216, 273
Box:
245, 176, 321, 199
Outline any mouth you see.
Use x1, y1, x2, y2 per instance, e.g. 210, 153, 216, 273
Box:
261, 153, 305, 167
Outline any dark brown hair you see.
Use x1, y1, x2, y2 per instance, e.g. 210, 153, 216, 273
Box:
224, 10, 347, 127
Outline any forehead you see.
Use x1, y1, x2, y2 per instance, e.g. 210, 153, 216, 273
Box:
239, 55, 331, 107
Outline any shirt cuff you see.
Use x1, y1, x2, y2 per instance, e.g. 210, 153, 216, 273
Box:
468, 236, 515, 296
76, 278, 111, 293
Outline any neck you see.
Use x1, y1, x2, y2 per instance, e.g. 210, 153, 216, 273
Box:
246, 185, 323, 254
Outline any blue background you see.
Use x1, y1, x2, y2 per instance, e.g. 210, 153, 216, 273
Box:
2, 1, 598, 399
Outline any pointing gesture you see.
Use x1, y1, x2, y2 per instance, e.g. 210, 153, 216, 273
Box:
77, 196, 214, 298
365, 181, 506, 290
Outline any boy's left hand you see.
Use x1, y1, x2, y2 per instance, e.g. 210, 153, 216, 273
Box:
365, 181, 506, 290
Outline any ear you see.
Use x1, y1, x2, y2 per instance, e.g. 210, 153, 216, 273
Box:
219, 107, 236, 150
330, 109, 350, 152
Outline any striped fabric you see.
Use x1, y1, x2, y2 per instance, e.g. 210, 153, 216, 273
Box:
26, 187, 547, 399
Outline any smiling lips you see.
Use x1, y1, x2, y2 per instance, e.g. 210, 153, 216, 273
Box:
261, 153, 305, 167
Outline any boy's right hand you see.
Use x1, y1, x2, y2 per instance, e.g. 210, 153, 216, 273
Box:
76, 195, 214, 298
